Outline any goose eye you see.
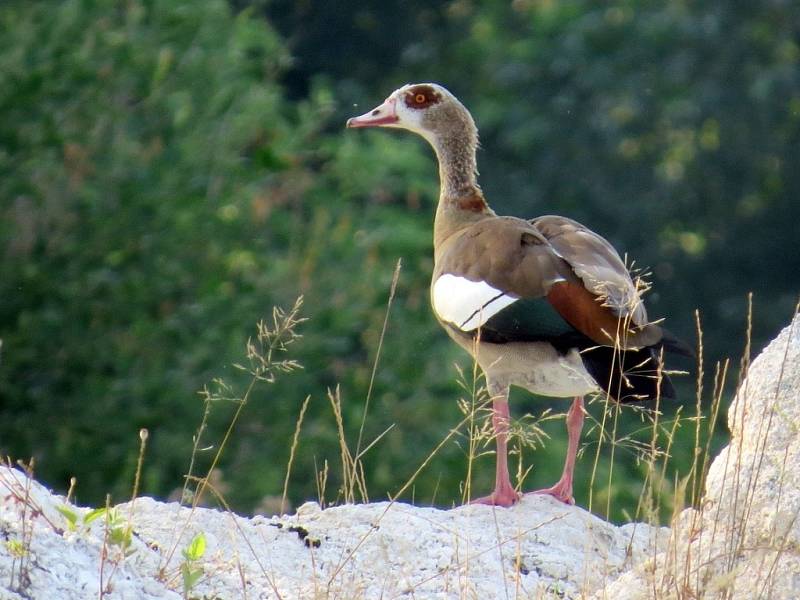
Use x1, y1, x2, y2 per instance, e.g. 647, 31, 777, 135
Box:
405, 86, 439, 110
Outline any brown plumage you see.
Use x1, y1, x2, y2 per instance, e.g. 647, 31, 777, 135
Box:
347, 83, 689, 507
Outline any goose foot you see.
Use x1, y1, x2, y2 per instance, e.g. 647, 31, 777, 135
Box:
469, 487, 521, 507
528, 478, 574, 505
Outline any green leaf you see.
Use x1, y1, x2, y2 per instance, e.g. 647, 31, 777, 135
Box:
182, 532, 206, 561
5, 540, 28, 558
109, 526, 132, 549
57, 505, 78, 530
83, 508, 107, 526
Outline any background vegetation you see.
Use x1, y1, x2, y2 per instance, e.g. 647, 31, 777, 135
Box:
1, 0, 798, 520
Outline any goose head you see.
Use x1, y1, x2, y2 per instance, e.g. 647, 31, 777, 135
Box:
346, 83, 477, 150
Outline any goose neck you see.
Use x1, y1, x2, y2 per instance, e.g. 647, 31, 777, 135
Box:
431, 132, 479, 200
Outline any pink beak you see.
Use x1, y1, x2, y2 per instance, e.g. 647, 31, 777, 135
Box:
346, 98, 399, 128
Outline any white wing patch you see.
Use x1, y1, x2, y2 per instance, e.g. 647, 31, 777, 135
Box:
432, 274, 518, 331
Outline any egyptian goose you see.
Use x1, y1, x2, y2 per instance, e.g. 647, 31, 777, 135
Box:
347, 83, 690, 507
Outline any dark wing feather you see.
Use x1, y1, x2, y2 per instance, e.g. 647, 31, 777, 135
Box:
581, 345, 676, 402
472, 296, 590, 351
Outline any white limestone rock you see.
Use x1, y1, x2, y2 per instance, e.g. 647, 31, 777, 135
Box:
599, 313, 800, 599
1, 465, 667, 599
0, 467, 179, 600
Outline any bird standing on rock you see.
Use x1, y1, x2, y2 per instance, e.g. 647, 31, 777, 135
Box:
347, 83, 690, 507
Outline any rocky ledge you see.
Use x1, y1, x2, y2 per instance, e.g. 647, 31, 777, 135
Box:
1, 313, 798, 599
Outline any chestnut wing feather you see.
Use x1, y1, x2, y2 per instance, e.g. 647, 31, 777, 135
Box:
531, 215, 650, 326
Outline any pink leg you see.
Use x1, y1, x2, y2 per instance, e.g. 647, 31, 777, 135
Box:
470, 384, 520, 507
529, 396, 585, 505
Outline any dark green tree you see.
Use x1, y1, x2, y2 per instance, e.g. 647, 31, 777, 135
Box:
2, 0, 798, 520
0, 0, 454, 509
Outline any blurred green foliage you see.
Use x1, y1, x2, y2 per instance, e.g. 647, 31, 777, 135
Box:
1, 0, 798, 520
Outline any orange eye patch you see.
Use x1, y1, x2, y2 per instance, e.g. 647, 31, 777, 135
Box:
405, 85, 441, 110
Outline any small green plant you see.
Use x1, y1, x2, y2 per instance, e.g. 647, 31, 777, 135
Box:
4, 539, 28, 558
53, 429, 148, 599
181, 532, 207, 599
95, 500, 135, 598
56, 504, 133, 549
158, 298, 306, 588
1, 459, 39, 593
90, 507, 133, 552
